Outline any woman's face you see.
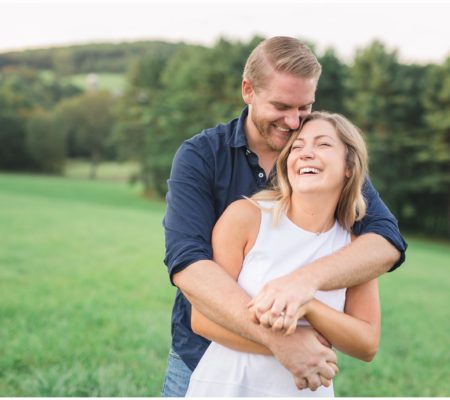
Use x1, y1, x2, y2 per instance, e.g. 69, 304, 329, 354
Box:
287, 119, 350, 197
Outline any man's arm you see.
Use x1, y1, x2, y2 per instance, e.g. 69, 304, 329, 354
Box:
249, 177, 407, 331
164, 139, 216, 283
191, 306, 271, 355
165, 141, 260, 342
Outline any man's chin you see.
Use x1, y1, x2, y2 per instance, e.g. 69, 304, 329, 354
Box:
268, 137, 291, 151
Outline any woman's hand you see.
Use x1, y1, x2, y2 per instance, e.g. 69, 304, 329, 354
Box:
247, 270, 319, 334
249, 296, 314, 335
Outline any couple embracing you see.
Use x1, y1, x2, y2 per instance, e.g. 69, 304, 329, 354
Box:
162, 36, 407, 397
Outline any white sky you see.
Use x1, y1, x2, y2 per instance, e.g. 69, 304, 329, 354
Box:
0, 0, 449, 64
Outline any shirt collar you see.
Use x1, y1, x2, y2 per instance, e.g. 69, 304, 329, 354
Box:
227, 106, 249, 148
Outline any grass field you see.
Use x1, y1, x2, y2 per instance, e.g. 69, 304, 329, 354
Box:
1, 173, 449, 396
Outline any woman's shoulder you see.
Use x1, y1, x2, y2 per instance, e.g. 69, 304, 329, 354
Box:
223, 198, 261, 222
213, 199, 261, 251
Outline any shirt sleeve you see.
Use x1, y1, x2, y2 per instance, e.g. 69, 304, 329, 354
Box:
163, 137, 216, 284
352, 176, 408, 271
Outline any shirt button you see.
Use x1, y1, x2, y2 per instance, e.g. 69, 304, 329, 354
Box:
258, 172, 264, 178
246, 149, 251, 155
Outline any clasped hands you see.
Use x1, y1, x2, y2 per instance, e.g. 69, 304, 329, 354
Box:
247, 271, 338, 392
248, 271, 317, 335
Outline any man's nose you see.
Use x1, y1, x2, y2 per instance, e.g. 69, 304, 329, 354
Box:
284, 110, 301, 130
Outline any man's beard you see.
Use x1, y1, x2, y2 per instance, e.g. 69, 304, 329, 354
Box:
251, 112, 294, 152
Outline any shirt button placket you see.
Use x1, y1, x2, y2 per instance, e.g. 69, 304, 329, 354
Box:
257, 171, 266, 188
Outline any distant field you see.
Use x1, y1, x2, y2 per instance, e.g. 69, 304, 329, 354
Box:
39, 70, 127, 94
0, 173, 449, 396
68, 73, 127, 94
64, 160, 139, 182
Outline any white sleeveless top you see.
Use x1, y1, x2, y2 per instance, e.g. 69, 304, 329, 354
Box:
186, 201, 350, 397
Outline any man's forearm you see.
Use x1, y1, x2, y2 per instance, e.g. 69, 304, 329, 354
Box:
191, 306, 271, 354
301, 233, 400, 291
173, 259, 267, 344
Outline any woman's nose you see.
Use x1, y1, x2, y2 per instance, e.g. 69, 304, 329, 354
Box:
299, 145, 315, 159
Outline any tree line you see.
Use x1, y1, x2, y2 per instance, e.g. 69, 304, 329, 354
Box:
0, 37, 448, 236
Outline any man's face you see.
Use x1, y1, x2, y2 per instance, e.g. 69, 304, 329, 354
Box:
243, 71, 317, 152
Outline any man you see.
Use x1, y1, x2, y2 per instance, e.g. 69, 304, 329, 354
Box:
162, 36, 406, 396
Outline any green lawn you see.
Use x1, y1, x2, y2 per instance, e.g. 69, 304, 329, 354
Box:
0, 173, 173, 396
0, 173, 449, 396
335, 237, 450, 396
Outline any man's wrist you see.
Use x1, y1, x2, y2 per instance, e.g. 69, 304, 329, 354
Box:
292, 266, 321, 294
252, 322, 277, 349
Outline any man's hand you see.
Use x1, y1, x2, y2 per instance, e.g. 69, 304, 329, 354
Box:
248, 270, 318, 333
264, 326, 338, 391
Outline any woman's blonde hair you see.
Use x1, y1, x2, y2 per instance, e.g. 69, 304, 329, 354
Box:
243, 36, 322, 93
252, 111, 368, 232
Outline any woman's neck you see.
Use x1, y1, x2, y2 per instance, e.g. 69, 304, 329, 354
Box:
287, 192, 339, 234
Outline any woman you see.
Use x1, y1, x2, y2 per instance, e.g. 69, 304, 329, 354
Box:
186, 111, 380, 397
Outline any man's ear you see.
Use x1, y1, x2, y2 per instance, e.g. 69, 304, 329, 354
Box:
242, 79, 254, 105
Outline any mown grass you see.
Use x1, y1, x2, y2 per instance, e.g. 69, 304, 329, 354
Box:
334, 238, 450, 396
1, 173, 449, 396
0, 173, 173, 396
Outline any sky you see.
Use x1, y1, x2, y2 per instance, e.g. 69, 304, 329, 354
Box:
1, 0, 449, 64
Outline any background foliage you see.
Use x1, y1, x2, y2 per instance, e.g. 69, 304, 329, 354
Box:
1, 37, 448, 235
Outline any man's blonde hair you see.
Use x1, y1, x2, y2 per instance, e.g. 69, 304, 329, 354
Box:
243, 36, 322, 92
252, 111, 368, 232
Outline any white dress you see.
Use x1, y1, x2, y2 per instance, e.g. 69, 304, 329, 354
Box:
186, 201, 350, 397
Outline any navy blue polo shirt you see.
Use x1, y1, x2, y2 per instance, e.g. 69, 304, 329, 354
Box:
163, 107, 407, 371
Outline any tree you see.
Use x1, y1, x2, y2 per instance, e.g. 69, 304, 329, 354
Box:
315, 48, 349, 114
115, 37, 258, 196
0, 114, 33, 170
419, 57, 450, 234
0, 66, 81, 172
54, 91, 117, 178
26, 109, 66, 173
345, 41, 428, 225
